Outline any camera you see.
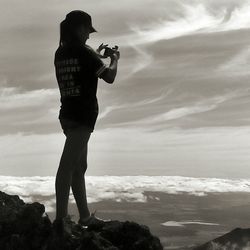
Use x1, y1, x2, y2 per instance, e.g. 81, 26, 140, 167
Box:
104, 46, 118, 57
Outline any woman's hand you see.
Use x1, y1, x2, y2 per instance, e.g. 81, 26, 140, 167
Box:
110, 46, 120, 60
96, 43, 109, 58
96, 43, 120, 60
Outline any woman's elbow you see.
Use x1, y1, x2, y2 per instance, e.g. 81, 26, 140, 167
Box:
101, 75, 114, 83
107, 78, 115, 84
101, 71, 115, 83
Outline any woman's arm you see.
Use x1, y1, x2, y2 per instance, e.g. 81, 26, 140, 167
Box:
96, 43, 120, 84
101, 53, 119, 84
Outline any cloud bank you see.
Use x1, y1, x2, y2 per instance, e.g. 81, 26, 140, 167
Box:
2, 175, 250, 212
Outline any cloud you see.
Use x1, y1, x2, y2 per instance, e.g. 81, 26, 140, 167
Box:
98, 105, 122, 120
217, 46, 250, 76
0, 0, 250, 136
2, 175, 250, 213
133, 4, 223, 44
116, 1, 250, 47
129, 45, 153, 74
116, 4, 216, 46
214, 1, 250, 32
151, 104, 217, 122
0, 87, 58, 110
98, 92, 167, 120
111, 90, 245, 127
0, 87, 60, 135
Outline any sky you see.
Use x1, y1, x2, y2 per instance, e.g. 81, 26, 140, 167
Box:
0, 0, 250, 177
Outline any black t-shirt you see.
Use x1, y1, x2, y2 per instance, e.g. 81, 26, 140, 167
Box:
54, 44, 106, 131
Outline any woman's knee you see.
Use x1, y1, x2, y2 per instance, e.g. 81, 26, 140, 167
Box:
73, 162, 88, 176
82, 163, 88, 173
59, 148, 84, 172
60, 149, 81, 166
77, 154, 88, 173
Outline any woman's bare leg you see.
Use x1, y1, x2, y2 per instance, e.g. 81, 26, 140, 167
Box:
71, 144, 90, 221
55, 128, 90, 220
55, 139, 73, 220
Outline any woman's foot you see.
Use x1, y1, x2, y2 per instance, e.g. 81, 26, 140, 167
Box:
52, 215, 73, 237
78, 210, 111, 226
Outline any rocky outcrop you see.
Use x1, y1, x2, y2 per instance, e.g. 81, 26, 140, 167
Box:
0, 191, 163, 250
194, 228, 250, 250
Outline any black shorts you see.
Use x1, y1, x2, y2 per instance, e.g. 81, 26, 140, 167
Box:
59, 118, 93, 136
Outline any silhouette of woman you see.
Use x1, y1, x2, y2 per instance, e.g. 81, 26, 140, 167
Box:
53, 10, 119, 232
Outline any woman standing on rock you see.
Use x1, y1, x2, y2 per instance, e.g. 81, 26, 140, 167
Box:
53, 10, 120, 231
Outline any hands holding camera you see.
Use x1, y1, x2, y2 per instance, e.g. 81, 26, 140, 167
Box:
97, 43, 120, 61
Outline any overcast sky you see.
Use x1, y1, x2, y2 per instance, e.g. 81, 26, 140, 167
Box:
0, 0, 250, 178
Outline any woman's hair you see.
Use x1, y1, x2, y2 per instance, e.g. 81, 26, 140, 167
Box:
59, 20, 82, 47
59, 10, 96, 47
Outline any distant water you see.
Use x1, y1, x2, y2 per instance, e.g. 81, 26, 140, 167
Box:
1, 175, 250, 213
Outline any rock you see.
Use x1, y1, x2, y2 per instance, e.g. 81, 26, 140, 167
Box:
0, 191, 163, 250
194, 228, 250, 250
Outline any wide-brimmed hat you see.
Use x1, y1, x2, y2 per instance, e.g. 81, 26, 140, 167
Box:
65, 10, 97, 33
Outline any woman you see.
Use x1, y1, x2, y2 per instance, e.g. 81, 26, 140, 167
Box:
53, 10, 120, 233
